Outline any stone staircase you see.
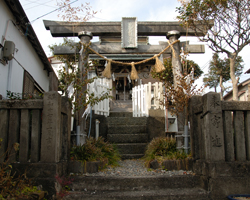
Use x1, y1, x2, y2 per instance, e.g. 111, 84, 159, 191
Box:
64, 175, 210, 199
107, 111, 148, 159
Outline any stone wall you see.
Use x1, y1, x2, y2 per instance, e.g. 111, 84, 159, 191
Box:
0, 92, 71, 199
147, 109, 166, 140
189, 92, 250, 199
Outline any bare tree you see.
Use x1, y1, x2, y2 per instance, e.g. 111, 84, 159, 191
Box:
177, 0, 250, 100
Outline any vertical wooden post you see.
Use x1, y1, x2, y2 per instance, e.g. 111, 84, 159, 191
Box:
234, 111, 246, 161
0, 109, 9, 163
31, 109, 41, 162
19, 110, 30, 163
223, 111, 234, 161
245, 111, 250, 161
8, 109, 20, 163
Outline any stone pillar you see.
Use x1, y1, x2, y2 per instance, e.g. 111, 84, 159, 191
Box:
77, 31, 92, 137
41, 91, 61, 162
248, 83, 250, 101
189, 95, 203, 160
202, 92, 225, 161
49, 71, 59, 91
167, 30, 182, 88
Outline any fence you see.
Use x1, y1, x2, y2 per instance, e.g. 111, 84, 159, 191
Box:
0, 91, 71, 164
132, 82, 164, 117
87, 78, 110, 117
189, 92, 250, 162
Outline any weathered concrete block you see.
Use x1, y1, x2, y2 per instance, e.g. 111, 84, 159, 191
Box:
149, 159, 160, 169
162, 160, 176, 171
68, 160, 108, 174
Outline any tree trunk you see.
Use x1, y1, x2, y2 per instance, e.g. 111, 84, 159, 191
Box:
229, 53, 238, 101
219, 75, 225, 100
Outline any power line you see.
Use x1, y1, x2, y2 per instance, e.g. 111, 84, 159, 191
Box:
23, 0, 55, 8
29, 0, 78, 23
24, 0, 56, 10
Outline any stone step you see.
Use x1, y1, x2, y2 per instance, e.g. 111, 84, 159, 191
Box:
64, 188, 210, 200
108, 134, 148, 143
108, 125, 147, 134
109, 112, 133, 118
107, 117, 147, 126
116, 143, 147, 154
121, 154, 144, 159
67, 175, 203, 191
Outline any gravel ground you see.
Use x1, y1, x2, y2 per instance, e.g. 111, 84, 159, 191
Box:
84, 159, 195, 177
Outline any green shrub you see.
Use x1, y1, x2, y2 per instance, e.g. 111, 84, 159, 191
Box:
143, 137, 190, 167
70, 137, 121, 166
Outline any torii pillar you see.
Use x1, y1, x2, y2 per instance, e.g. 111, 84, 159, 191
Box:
76, 31, 92, 144
167, 30, 182, 88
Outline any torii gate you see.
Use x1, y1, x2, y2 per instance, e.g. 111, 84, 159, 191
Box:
44, 18, 210, 140
44, 18, 208, 87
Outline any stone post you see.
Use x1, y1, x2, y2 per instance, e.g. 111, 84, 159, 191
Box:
202, 92, 225, 161
41, 91, 61, 162
248, 83, 250, 101
77, 31, 92, 139
167, 30, 182, 88
189, 95, 203, 160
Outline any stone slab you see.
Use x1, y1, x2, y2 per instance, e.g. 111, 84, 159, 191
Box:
54, 43, 205, 55
64, 188, 210, 200
41, 92, 61, 163
0, 100, 43, 109
44, 20, 211, 37
202, 93, 225, 161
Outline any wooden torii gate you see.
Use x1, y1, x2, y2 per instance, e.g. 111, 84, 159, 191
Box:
43, 18, 210, 143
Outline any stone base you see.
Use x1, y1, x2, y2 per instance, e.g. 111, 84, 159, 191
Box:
149, 158, 193, 171
11, 162, 68, 199
193, 161, 250, 199
68, 160, 108, 174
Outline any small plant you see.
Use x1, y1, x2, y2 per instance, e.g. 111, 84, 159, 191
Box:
6, 90, 21, 100
70, 137, 121, 166
55, 175, 73, 198
143, 137, 190, 167
0, 140, 43, 199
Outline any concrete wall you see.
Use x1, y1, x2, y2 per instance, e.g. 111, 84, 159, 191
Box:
148, 109, 166, 140
0, 1, 49, 98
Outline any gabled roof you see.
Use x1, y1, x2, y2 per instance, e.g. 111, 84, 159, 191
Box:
245, 68, 250, 74
223, 78, 250, 100
3, 0, 54, 74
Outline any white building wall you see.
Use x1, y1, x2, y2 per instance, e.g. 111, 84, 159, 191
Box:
0, 1, 49, 98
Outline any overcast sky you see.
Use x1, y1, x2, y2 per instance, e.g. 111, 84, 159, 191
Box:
19, 0, 250, 91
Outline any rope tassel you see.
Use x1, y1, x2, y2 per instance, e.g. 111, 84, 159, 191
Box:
154, 55, 165, 73
102, 59, 112, 79
130, 62, 139, 80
